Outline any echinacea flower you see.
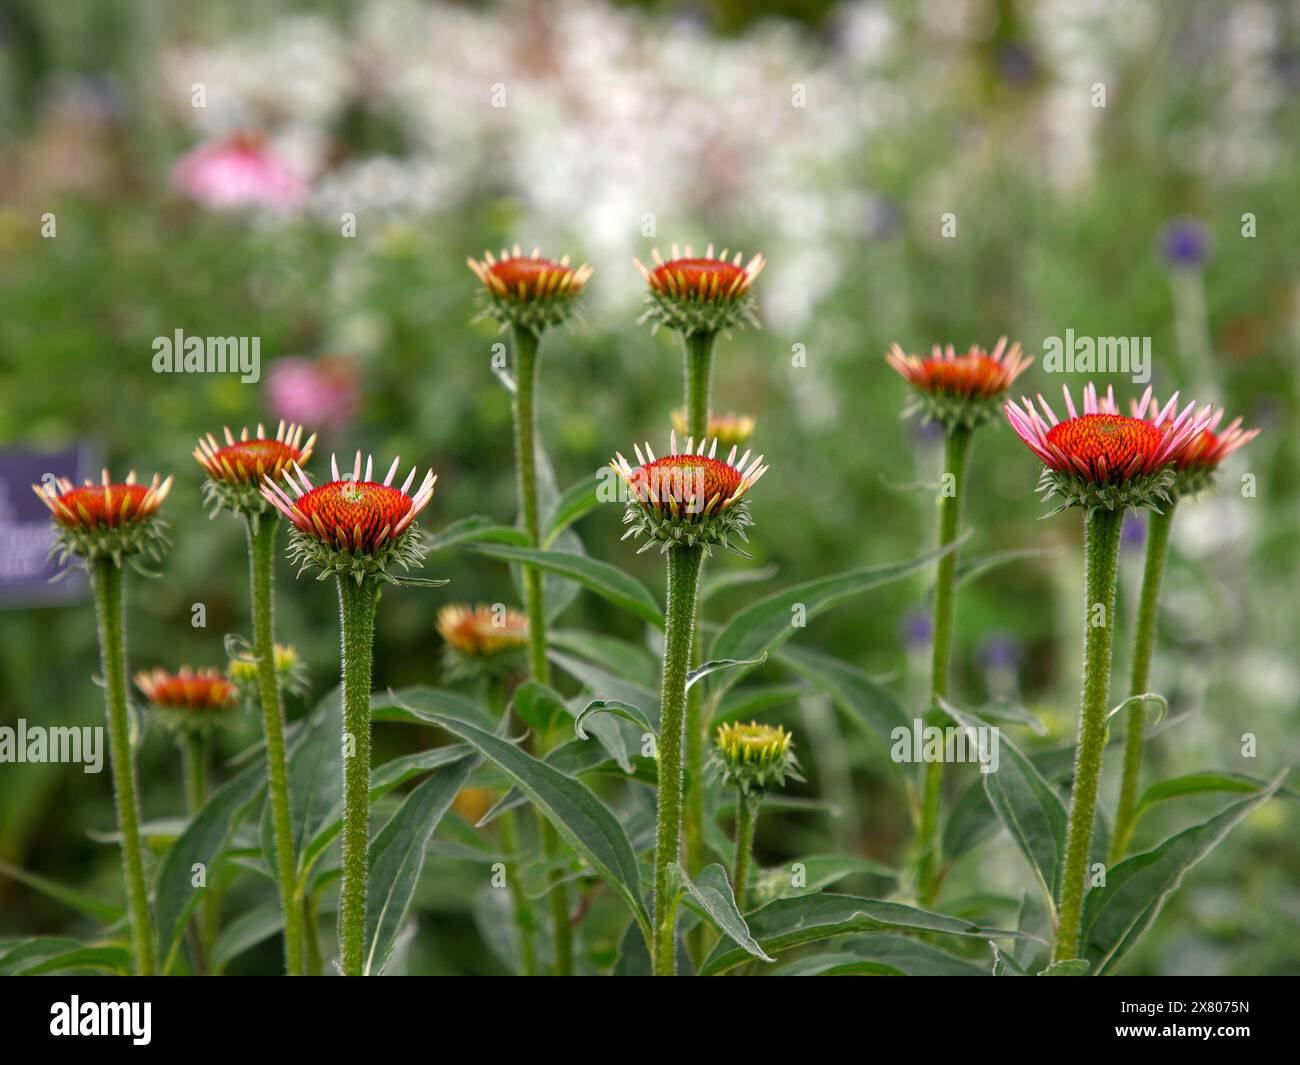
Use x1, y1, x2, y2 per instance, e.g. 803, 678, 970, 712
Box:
171, 131, 308, 212
886, 337, 1033, 431
710, 721, 802, 796
671, 409, 756, 448
437, 603, 529, 679
634, 244, 765, 337
467, 246, 593, 334
1116, 390, 1259, 498
1004, 383, 1215, 513
260, 451, 438, 584
136, 667, 238, 736
610, 433, 767, 555
228, 643, 307, 700
195, 421, 316, 518
33, 470, 172, 566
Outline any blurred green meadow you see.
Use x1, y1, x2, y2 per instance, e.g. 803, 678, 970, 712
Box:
0, 0, 1297, 974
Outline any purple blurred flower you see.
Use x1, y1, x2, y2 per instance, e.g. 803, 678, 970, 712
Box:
977, 631, 1024, 671
913, 418, 944, 447
1158, 217, 1212, 270
900, 608, 932, 649
266, 355, 361, 433
172, 131, 308, 212
998, 43, 1036, 86
1122, 511, 1147, 552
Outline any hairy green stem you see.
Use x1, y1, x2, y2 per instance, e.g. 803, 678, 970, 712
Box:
1110, 504, 1175, 863
90, 559, 154, 976
246, 517, 304, 976
303, 892, 323, 976
654, 543, 705, 976
916, 426, 973, 904
683, 331, 715, 441
337, 576, 380, 976
180, 732, 214, 974
731, 791, 759, 913
1055, 506, 1125, 961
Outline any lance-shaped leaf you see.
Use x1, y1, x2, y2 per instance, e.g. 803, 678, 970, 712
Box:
422, 515, 528, 554
542, 471, 605, 548
670, 862, 773, 962
687, 653, 767, 691
575, 698, 658, 741
778, 645, 910, 755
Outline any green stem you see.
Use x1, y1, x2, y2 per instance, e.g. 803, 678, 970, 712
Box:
303, 892, 323, 976
246, 517, 305, 976
180, 732, 214, 974
653, 543, 705, 976
90, 559, 154, 976
1110, 504, 1175, 863
511, 325, 549, 686
683, 331, 715, 441
731, 791, 759, 913
1055, 506, 1125, 962
916, 426, 973, 905
337, 576, 380, 976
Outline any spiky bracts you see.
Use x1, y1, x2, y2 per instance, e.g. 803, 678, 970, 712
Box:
634, 244, 765, 337
260, 450, 437, 584
135, 667, 239, 737
34, 470, 172, 568
1005, 383, 1215, 514
710, 721, 802, 796
610, 433, 767, 556
886, 337, 1033, 432
468, 246, 593, 335
437, 602, 529, 679
671, 409, 756, 448
227, 643, 307, 701
195, 421, 316, 520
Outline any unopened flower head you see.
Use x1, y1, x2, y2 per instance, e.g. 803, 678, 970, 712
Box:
135, 667, 238, 736
1116, 389, 1259, 498
710, 720, 801, 796
610, 433, 767, 556
634, 244, 765, 337
260, 450, 437, 584
227, 643, 308, 700
195, 421, 316, 519
1004, 383, 1215, 514
467, 245, 593, 335
671, 409, 756, 448
437, 603, 529, 679
33, 469, 172, 567
171, 131, 308, 212
886, 337, 1033, 432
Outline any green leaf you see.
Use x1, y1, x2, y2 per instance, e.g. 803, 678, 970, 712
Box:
1038, 958, 1090, 975
576, 698, 658, 741
392, 699, 652, 943
1082, 774, 1285, 974
1134, 771, 1298, 821
709, 536, 967, 696
943, 776, 1001, 863
511, 680, 570, 735
541, 472, 605, 548
771, 954, 903, 975
550, 628, 658, 688
713, 683, 809, 724
687, 654, 767, 691
466, 543, 664, 627
6, 942, 133, 976
802, 934, 987, 976
778, 646, 910, 754
423, 515, 527, 554
778, 854, 900, 895
0, 858, 124, 925
671, 862, 773, 962
364, 753, 479, 975
154, 760, 266, 961
699, 563, 779, 605
212, 901, 285, 973
952, 545, 1062, 591
943, 700, 1066, 914
550, 651, 658, 719
698, 893, 1025, 975
372, 686, 499, 732
977, 698, 1048, 736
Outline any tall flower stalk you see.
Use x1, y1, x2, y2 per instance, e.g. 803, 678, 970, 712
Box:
886, 338, 1032, 902
1004, 384, 1214, 960
469, 245, 591, 974
196, 421, 315, 974
35, 469, 173, 975
262, 450, 440, 975
1107, 393, 1258, 861
611, 433, 768, 974
634, 244, 765, 880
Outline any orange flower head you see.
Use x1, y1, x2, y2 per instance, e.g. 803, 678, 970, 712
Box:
136, 667, 239, 735
468, 245, 592, 334
195, 421, 315, 518
634, 243, 765, 336
671, 409, 756, 448
33, 469, 172, 567
886, 337, 1033, 431
437, 603, 529, 679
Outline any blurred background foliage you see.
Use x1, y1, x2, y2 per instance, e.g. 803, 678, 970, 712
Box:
0, 0, 1296, 974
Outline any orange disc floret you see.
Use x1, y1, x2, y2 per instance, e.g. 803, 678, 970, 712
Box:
885, 338, 1033, 430
135, 667, 237, 712
912, 354, 1009, 397
195, 421, 314, 485
629, 455, 744, 519
33, 470, 173, 565
437, 603, 529, 657
468, 246, 592, 333
647, 258, 750, 302
49, 483, 152, 529
295, 481, 416, 553
481, 257, 588, 301
1044, 414, 1164, 484
634, 244, 765, 336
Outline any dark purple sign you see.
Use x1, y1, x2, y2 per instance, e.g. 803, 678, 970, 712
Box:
0, 447, 93, 607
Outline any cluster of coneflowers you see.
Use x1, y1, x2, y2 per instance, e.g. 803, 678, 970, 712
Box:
886, 344, 1256, 962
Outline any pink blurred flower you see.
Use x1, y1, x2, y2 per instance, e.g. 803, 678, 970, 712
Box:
266, 356, 361, 433
171, 131, 307, 211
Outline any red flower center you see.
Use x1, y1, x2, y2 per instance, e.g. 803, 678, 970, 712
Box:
295, 480, 414, 550
915, 354, 1007, 397
140, 672, 237, 711
650, 258, 748, 301
56, 484, 151, 528
211, 439, 302, 482
489, 258, 575, 299
630, 455, 743, 516
1045, 414, 1164, 482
